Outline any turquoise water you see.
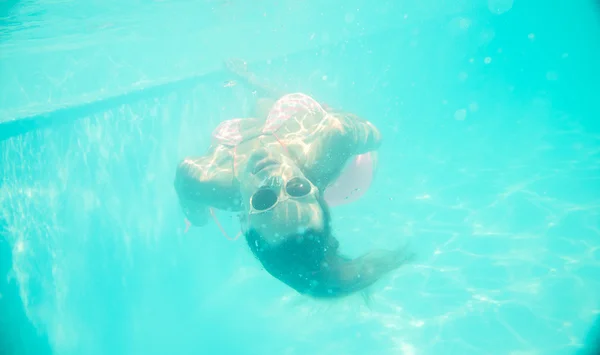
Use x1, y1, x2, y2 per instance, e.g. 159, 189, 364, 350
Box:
1, 1, 600, 354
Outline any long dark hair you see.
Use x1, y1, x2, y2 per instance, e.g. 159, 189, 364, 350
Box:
244, 196, 413, 298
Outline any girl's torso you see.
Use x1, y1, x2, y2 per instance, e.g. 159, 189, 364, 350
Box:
199, 93, 373, 212
209, 93, 340, 186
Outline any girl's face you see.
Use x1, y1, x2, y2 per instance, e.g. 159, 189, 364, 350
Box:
238, 149, 324, 245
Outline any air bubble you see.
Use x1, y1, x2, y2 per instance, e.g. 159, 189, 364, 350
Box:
459, 18, 471, 30
546, 71, 558, 81
454, 109, 467, 121
488, 0, 514, 15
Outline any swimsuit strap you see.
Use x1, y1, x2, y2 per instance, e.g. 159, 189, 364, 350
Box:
209, 208, 241, 241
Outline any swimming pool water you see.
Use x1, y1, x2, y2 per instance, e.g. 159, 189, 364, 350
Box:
1, 1, 599, 354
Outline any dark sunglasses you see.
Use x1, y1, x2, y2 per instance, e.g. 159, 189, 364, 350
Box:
250, 177, 314, 212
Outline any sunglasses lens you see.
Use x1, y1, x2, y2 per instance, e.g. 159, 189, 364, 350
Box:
251, 189, 278, 211
286, 177, 312, 197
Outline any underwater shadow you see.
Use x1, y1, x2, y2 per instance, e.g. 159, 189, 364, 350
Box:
0, 0, 21, 22
0, 0, 23, 40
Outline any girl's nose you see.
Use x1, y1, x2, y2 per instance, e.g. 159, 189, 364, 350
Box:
247, 149, 269, 166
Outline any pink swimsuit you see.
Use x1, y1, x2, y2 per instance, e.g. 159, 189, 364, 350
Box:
211, 93, 375, 207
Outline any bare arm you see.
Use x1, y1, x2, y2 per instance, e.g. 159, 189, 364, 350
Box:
173, 151, 241, 227
330, 112, 382, 155
302, 112, 381, 189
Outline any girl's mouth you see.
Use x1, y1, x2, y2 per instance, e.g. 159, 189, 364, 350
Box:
253, 159, 279, 175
